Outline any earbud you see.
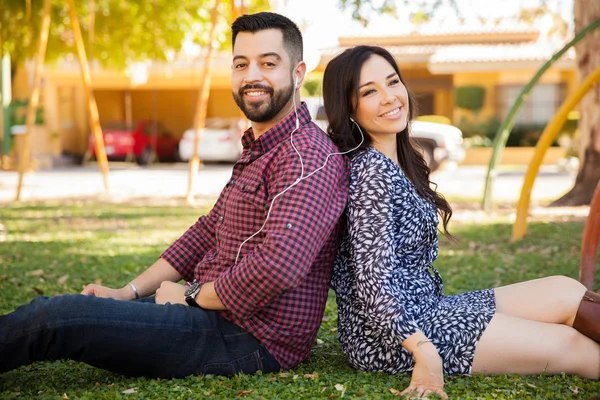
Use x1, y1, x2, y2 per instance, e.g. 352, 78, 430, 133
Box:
295, 76, 299, 89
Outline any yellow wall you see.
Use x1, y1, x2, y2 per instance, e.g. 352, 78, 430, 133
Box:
11, 67, 30, 100
96, 91, 126, 124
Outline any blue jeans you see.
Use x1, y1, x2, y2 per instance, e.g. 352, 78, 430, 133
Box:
0, 294, 279, 378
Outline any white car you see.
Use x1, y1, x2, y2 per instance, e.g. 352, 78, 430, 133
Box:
179, 118, 246, 163
310, 103, 465, 171
410, 120, 466, 171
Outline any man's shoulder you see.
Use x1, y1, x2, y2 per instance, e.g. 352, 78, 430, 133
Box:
292, 121, 338, 152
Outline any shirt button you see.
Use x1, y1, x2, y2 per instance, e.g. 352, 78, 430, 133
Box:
286, 223, 293, 229
219, 216, 224, 221
230, 179, 235, 185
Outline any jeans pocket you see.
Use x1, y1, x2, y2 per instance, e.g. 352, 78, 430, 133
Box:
202, 349, 263, 376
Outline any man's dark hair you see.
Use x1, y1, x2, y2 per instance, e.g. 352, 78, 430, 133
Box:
232, 12, 303, 65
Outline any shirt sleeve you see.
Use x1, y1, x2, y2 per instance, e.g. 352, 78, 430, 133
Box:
214, 146, 348, 320
160, 195, 223, 281
347, 154, 420, 346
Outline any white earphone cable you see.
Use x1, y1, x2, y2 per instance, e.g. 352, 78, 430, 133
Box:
234, 78, 365, 264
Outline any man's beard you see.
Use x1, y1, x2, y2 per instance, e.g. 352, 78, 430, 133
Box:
233, 79, 294, 123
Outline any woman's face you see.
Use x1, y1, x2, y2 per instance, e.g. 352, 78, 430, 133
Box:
353, 54, 409, 140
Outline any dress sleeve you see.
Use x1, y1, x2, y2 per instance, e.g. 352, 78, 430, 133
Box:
347, 154, 420, 346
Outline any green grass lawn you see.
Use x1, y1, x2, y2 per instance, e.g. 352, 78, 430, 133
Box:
0, 200, 598, 399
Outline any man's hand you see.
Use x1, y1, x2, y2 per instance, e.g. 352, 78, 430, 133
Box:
81, 284, 131, 300
155, 281, 188, 306
400, 351, 448, 399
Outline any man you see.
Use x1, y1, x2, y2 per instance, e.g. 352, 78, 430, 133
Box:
0, 12, 348, 378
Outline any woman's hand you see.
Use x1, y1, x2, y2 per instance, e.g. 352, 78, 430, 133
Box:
401, 350, 447, 399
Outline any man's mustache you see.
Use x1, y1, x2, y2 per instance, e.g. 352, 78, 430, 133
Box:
238, 84, 274, 97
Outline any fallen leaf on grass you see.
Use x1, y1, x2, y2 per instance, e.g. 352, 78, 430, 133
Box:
57, 275, 69, 285
335, 384, 347, 397
94, 278, 103, 285
389, 388, 401, 396
27, 269, 44, 276
121, 388, 137, 394
316, 339, 324, 345
526, 383, 538, 389
355, 388, 364, 397
304, 373, 319, 380
569, 386, 579, 395
62, 394, 69, 400
33, 287, 44, 295
278, 372, 291, 378
267, 377, 277, 382
236, 390, 254, 397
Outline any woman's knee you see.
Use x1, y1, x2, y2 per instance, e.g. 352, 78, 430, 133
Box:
544, 275, 586, 293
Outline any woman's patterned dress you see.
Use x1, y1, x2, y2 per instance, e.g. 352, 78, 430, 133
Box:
331, 147, 496, 375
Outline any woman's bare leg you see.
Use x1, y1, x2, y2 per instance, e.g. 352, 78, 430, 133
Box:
472, 313, 599, 379
494, 275, 586, 326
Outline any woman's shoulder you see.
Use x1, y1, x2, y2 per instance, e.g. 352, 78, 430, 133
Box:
349, 148, 396, 192
351, 147, 386, 170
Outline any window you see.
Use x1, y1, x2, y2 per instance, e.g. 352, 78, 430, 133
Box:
496, 83, 566, 126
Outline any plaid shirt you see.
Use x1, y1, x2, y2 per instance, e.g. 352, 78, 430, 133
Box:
161, 103, 349, 369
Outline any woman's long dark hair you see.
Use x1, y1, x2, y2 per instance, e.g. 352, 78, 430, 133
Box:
323, 45, 453, 238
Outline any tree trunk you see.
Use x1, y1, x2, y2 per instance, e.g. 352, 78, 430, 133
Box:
67, 0, 110, 193
551, 0, 600, 206
186, 0, 220, 203
15, 0, 51, 201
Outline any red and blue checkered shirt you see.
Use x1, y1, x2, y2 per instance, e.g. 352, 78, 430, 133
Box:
161, 103, 349, 369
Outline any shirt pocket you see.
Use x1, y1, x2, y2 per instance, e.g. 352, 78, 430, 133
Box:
224, 175, 268, 235
232, 175, 266, 208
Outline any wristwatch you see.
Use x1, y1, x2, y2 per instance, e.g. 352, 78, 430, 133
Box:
184, 280, 203, 308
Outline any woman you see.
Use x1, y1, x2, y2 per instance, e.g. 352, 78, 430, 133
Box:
324, 45, 600, 399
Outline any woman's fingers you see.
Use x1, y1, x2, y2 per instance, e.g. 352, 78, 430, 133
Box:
400, 385, 417, 396
401, 386, 447, 399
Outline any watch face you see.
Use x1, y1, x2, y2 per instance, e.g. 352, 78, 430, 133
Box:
185, 281, 200, 297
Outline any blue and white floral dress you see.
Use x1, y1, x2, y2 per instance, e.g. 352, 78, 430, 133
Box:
331, 147, 495, 375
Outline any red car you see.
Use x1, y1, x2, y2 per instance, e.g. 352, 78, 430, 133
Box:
87, 120, 179, 165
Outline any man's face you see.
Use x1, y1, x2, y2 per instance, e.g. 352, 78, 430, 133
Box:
231, 29, 295, 123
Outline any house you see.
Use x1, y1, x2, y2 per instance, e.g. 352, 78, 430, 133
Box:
316, 20, 576, 135
6, 18, 576, 168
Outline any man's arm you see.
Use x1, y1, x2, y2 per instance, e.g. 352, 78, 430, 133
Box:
82, 189, 227, 300
81, 257, 182, 300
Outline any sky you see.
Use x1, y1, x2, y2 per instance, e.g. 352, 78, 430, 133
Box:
273, 0, 574, 71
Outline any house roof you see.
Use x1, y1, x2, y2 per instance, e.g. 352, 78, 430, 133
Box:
319, 20, 575, 73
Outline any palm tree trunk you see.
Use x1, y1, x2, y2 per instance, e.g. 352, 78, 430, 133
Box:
67, 0, 110, 193
15, 0, 51, 200
186, 0, 221, 203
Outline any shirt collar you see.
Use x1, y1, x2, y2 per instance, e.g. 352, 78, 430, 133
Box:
240, 102, 312, 153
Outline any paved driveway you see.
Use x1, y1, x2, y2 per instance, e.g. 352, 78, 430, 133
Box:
0, 162, 577, 204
